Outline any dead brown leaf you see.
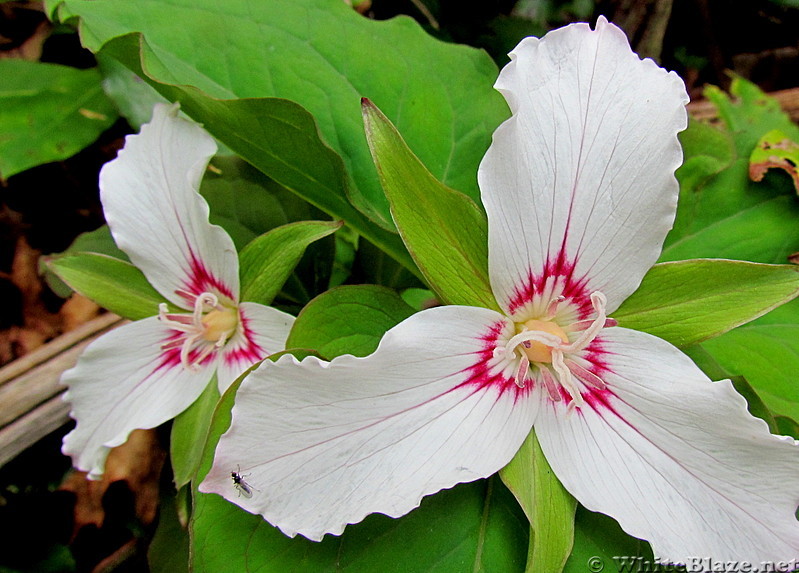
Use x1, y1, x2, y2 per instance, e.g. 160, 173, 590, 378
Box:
0, 236, 62, 364
60, 294, 100, 332
60, 429, 166, 538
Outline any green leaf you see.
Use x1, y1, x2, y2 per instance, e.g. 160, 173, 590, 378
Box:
0, 59, 118, 179
46, 253, 167, 320
239, 220, 342, 306
50, 0, 508, 229
286, 285, 416, 360
42, 225, 126, 298
663, 78, 799, 265
148, 490, 190, 573
201, 156, 318, 250
171, 379, 220, 489
362, 99, 498, 311
614, 259, 799, 347
563, 507, 654, 573
500, 430, 576, 573
701, 298, 799, 422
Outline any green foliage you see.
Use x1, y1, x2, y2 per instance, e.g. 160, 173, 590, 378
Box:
749, 129, 799, 194
46, 253, 168, 320
239, 220, 341, 306
201, 156, 318, 250
664, 78, 799, 264
0, 59, 117, 179
701, 299, 799, 421
563, 508, 655, 573
615, 259, 799, 347
661, 77, 799, 424
101, 43, 417, 274
171, 380, 221, 488
362, 99, 498, 310
286, 285, 415, 359
49, 0, 508, 244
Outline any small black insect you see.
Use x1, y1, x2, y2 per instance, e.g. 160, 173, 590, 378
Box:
231, 465, 254, 498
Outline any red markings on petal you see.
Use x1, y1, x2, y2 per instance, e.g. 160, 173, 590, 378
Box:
454, 321, 528, 401
222, 312, 266, 368
507, 249, 592, 317
178, 251, 236, 305
155, 330, 219, 373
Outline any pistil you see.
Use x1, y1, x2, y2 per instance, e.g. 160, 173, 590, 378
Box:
501, 291, 610, 407
158, 292, 238, 371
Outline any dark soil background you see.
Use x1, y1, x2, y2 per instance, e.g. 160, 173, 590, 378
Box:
0, 1, 796, 572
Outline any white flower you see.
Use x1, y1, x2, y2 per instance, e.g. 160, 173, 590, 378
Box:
200, 19, 799, 567
61, 104, 294, 479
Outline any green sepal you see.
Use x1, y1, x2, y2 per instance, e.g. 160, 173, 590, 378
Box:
46, 253, 170, 320
239, 220, 342, 306
362, 99, 498, 311
500, 430, 577, 573
171, 378, 221, 489
614, 259, 799, 347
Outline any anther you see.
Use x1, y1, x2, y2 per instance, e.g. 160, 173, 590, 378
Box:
566, 359, 606, 390
545, 295, 566, 320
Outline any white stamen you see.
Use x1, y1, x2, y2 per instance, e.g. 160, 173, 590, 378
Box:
157, 291, 228, 371
551, 350, 584, 408
504, 329, 563, 358
560, 292, 608, 353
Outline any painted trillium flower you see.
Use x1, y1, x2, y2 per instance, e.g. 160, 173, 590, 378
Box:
201, 19, 799, 565
61, 104, 294, 479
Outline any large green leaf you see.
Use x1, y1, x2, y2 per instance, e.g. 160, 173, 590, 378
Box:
0, 59, 117, 178
500, 430, 576, 573
286, 285, 416, 359
614, 259, 799, 347
190, 288, 528, 572
97, 38, 416, 274
362, 99, 498, 310
46, 253, 167, 320
239, 220, 341, 306
48, 0, 508, 229
701, 298, 799, 422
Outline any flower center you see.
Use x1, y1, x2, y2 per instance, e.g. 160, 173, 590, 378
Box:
499, 291, 612, 409
158, 292, 239, 372
517, 319, 570, 363
201, 307, 239, 343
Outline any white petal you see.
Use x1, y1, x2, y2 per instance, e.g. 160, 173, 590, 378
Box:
62, 317, 216, 478
100, 103, 239, 308
215, 302, 295, 392
535, 327, 799, 566
200, 305, 537, 541
479, 17, 689, 316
